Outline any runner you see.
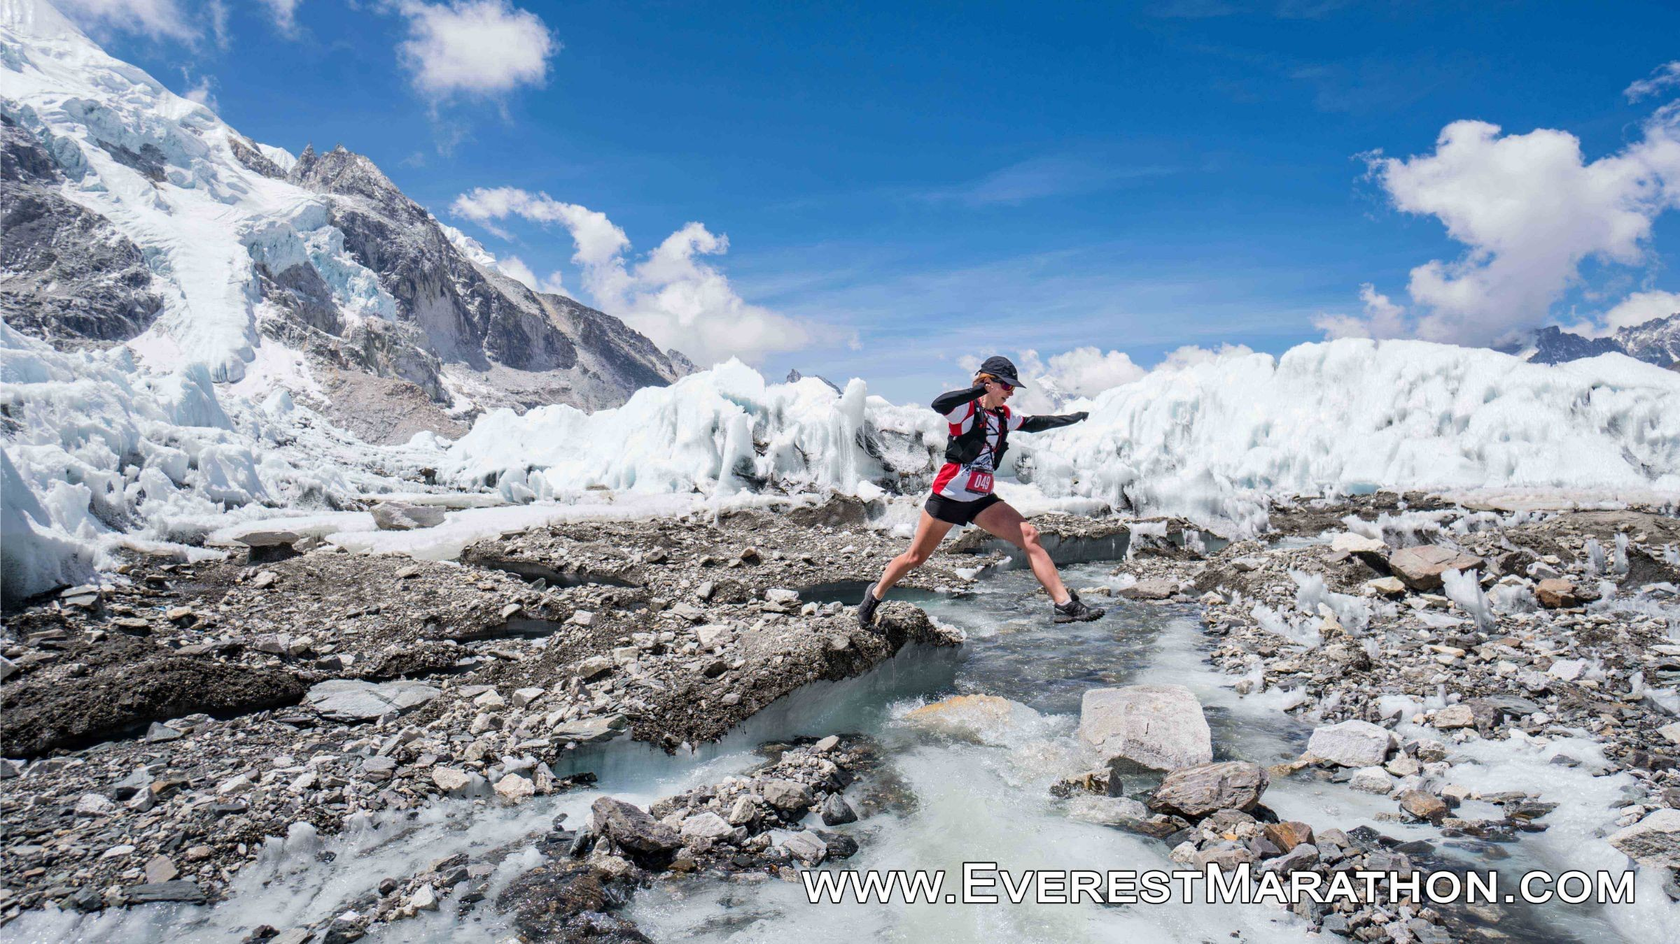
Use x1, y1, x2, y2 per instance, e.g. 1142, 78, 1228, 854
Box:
859, 355, 1104, 629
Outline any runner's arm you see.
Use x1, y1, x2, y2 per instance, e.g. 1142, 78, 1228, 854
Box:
1017, 411, 1089, 433
931, 384, 987, 419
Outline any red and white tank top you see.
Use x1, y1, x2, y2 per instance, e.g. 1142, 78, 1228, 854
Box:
930, 400, 1025, 500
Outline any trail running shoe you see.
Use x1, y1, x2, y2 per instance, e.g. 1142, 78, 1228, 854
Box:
1053, 590, 1105, 623
858, 586, 883, 630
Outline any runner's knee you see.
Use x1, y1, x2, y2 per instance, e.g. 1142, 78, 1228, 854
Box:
903, 548, 931, 568
1020, 523, 1041, 548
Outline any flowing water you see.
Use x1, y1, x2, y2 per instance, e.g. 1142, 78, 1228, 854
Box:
9, 564, 1659, 943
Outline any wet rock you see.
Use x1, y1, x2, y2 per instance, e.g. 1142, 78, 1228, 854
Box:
1397, 789, 1448, 824
1148, 762, 1269, 818
495, 774, 535, 802
1347, 766, 1395, 794
370, 502, 447, 531
1119, 578, 1179, 601
761, 779, 815, 815
1386, 545, 1484, 591
497, 860, 650, 942
432, 767, 471, 792
592, 797, 680, 856
820, 793, 858, 826
120, 881, 206, 905
304, 679, 439, 722
680, 811, 733, 843
780, 831, 827, 866
1067, 795, 1153, 828
1608, 808, 1680, 867
1432, 704, 1476, 729
1535, 578, 1597, 608
1077, 684, 1213, 771
1263, 821, 1313, 853
901, 694, 1041, 744
1305, 720, 1396, 768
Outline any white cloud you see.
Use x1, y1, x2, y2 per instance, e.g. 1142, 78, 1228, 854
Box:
956, 347, 1145, 412
451, 188, 818, 366
56, 0, 197, 42
1602, 289, 1680, 333
1332, 101, 1680, 345
181, 72, 217, 111
1627, 61, 1680, 102
258, 0, 304, 37
494, 255, 564, 294
394, 1, 556, 100
1313, 283, 1406, 339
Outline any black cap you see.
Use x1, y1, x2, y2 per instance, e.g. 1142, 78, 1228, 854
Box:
978, 355, 1025, 389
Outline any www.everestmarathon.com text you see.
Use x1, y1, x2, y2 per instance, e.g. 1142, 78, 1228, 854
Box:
801, 862, 1635, 906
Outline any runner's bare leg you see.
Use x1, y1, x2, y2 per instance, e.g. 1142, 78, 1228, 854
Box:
973, 500, 1071, 605
872, 511, 955, 598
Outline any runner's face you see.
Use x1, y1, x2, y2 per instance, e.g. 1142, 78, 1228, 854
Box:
988, 379, 1014, 402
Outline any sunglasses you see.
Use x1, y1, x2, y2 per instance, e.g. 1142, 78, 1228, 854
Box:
991, 378, 1014, 392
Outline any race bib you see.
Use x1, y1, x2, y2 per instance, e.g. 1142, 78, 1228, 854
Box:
965, 470, 994, 494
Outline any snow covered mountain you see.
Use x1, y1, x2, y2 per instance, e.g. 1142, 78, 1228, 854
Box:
0, 0, 688, 443
1523, 313, 1680, 368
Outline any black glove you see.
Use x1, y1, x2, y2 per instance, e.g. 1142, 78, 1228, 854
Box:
1071, 411, 1089, 423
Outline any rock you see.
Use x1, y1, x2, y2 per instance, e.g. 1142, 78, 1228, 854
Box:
236, 529, 301, 549
1332, 532, 1387, 554
1263, 821, 1313, 853
1387, 545, 1484, 592
0, 758, 20, 779
902, 694, 1041, 744
1347, 766, 1395, 794
75, 793, 113, 816
145, 722, 183, 742
1548, 659, 1586, 682
473, 689, 506, 710
166, 606, 196, 624
575, 656, 614, 680
494, 774, 535, 802
593, 797, 681, 855
251, 571, 279, 589
820, 793, 858, 826
780, 831, 827, 866
141, 854, 177, 885
552, 714, 626, 744
1657, 722, 1680, 747
1305, 719, 1396, 768
680, 811, 733, 842
1262, 843, 1320, 873
370, 502, 447, 530
432, 767, 471, 792
1433, 705, 1476, 729
813, 735, 840, 753
1067, 795, 1153, 828
1076, 685, 1213, 771
361, 756, 397, 780
570, 610, 595, 627
305, 679, 440, 721
512, 687, 545, 708
409, 883, 438, 910
728, 796, 759, 826
1366, 576, 1407, 597
764, 588, 800, 607
1398, 789, 1449, 824
695, 624, 733, 648
1119, 578, 1179, 601
1148, 761, 1269, 817
761, 779, 816, 814
1608, 808, 1680, 867
1535, 578, 1593, 608
122, 881, 206, 904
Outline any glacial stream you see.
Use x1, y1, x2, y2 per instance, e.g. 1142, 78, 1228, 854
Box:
11, 564, 1657, 944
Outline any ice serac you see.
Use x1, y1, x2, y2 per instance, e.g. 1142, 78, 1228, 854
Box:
0, 0, 689, 444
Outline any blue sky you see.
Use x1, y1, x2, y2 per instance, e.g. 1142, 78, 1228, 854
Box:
66, 0, 1680, 401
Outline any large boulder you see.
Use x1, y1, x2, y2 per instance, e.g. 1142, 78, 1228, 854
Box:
1608, 808, 1680, 867
371, 502, 447, 531
902, 694, 1041, 744
1149, 761, 1269, 818
1305, 719, 1396, 768
305, 679, 440, 722
591, 797, 680, 855
1077, 685, 1213, 770
1386, 546, 1484, 591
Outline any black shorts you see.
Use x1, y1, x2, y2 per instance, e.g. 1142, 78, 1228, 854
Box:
926, 493, 1002, 527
